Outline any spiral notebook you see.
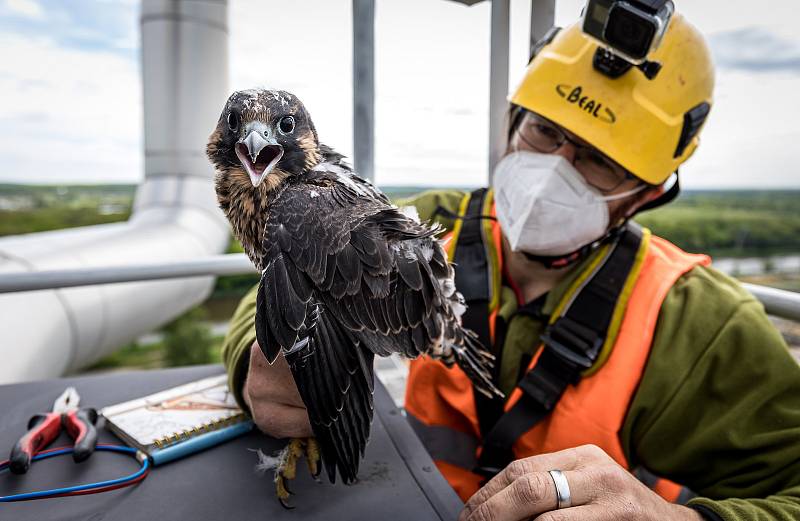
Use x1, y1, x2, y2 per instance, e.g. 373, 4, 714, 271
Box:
101, 374, 253, 465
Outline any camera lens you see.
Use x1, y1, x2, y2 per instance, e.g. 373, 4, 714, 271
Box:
604, 4, 656, 60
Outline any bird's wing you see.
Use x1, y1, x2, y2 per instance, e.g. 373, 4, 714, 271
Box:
254, 170, 491, 483
281, 302, 374, 484
257, 170, 449, 359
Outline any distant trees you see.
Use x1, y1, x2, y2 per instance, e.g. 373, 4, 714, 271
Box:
0, 206, 131, 236
2, 184, 799, 260
635, 191, 800, 256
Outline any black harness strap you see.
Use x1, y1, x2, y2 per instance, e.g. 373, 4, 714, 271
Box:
451, 189, 506, 437
474, 223, 644, 477
452, 188, 491, 307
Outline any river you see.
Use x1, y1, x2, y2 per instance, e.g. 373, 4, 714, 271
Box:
712, 254, 800, 277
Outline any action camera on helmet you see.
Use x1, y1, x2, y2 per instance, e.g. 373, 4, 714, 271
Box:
582, 0, 674, 64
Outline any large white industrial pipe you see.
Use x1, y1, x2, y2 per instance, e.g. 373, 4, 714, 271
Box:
487, 0, 510, 179
0, 0, 231, 383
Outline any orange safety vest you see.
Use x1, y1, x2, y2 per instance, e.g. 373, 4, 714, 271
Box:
405, 197, 711, 502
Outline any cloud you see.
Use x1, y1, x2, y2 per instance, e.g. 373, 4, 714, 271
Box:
679, 65, 800, 189
0, 33, 141, 183
4, 0, 43, 19
0, 1, 798, 189
228, 0, 493, 183
0, 0, 137, 59
709, 27, 800, 73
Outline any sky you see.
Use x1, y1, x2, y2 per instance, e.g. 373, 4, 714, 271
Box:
0, 0, 798, 189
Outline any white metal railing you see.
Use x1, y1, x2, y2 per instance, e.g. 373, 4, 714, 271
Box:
741, 284, 800, 323
0, 254, 256, 293
0, 254, 799, 322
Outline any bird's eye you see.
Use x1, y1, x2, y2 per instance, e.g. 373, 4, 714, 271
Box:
278, 115, 295, 135
227, 111, 239, 132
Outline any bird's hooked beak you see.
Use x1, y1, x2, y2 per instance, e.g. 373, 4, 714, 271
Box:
235, 121, 284, 187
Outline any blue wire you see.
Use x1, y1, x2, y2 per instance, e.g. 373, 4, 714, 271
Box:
0, 445, 149, 502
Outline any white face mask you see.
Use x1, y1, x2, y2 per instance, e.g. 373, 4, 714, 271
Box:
492, 151, 645, 257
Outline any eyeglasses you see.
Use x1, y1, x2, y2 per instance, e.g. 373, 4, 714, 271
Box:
513, 110, 638, 193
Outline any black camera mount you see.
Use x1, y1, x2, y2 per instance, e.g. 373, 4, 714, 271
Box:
582, 0, 673, 80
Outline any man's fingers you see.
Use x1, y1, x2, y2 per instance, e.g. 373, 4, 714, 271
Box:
249, 339, 268, 364
534, 504, 612, 521
462, 448, 587, 518
464, 470, 590, 521
465, 472, 557, 521
245, 341, 313, 438
246, 343, 305, 408
252, 401, 313, 438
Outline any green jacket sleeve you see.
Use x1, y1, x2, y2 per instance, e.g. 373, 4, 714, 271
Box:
621, 265, 800, 520
394, 188, 466, 232
221, 189, 467, 412
221, 284, 259, 413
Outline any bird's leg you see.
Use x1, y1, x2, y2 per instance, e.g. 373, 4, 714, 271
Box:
304, 437, 321, 480
274, 437, 322, 508
275, 437, 304, 509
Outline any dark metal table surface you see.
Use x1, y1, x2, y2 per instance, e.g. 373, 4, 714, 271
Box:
0, 365, 462, 521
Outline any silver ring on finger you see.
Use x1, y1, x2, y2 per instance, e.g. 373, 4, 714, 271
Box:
548, 469, 572, 509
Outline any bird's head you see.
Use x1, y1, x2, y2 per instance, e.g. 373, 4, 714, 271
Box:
207, 89, 321, 192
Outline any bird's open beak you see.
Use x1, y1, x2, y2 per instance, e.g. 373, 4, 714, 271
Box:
235, 122, 284, 187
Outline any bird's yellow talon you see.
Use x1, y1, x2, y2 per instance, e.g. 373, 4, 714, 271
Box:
276, 474, 291, 499
273, 437, 321, 505
305, 437, 321, 477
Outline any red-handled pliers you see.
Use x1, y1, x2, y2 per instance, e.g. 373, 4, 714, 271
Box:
9, 387, 98, 474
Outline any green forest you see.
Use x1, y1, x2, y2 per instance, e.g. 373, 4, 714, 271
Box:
3, 184, 799, 257
635, 191, 800, 257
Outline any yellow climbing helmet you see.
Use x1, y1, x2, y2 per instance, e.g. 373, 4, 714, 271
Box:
510, 12, 715, 185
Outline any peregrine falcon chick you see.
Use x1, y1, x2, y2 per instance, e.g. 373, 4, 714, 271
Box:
207, 89, 501, 506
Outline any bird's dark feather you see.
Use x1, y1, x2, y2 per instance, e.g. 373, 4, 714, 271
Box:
284, 303, 375, 484
209, 89, 499, 485
254, 163, 499, 484
255, 274, 280, 363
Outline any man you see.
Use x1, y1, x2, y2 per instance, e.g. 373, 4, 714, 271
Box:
221, 11, 800, 521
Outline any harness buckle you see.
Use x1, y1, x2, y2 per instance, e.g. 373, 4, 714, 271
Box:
539, 316, 604, 374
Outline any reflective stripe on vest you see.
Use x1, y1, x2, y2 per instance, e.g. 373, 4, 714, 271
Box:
405, 201, 711, 503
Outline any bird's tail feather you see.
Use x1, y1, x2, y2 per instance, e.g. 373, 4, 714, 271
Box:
452, 329, 504, 399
